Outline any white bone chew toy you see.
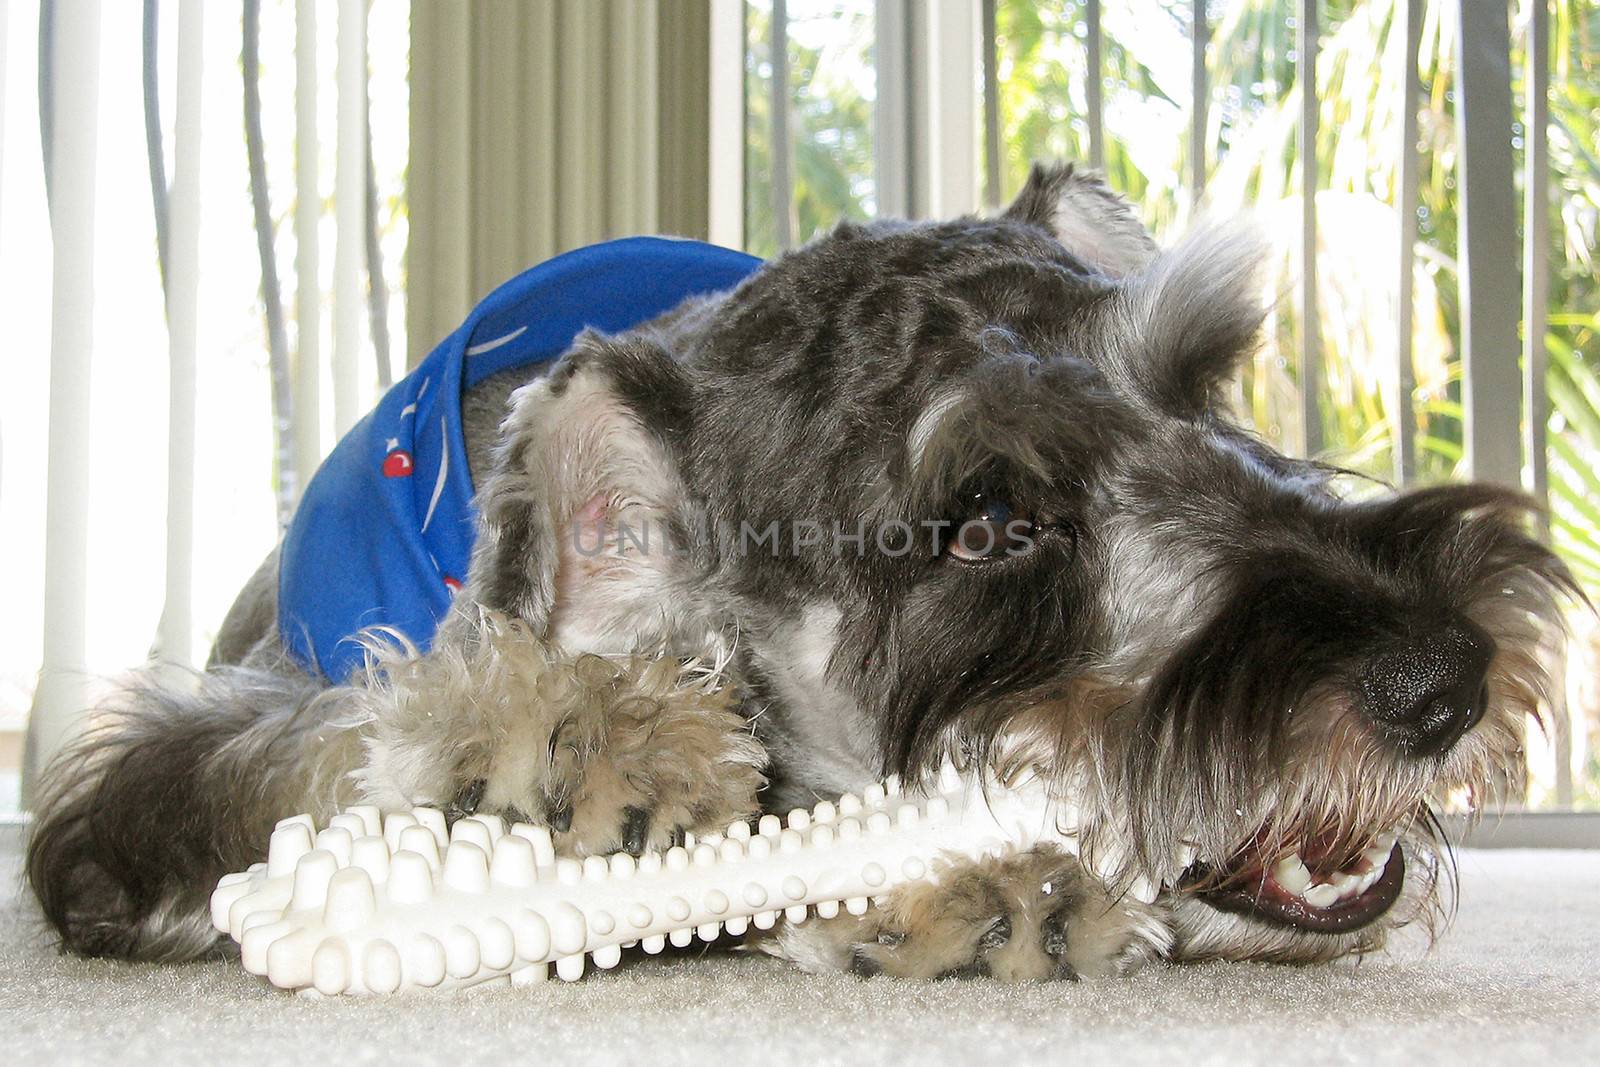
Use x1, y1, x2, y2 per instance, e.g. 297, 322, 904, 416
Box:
212, 765, 1089, 996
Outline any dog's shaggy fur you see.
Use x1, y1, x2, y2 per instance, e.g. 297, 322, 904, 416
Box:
27, 163, 1575, 980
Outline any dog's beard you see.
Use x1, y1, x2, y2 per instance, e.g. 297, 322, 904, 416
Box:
954, 560, 1570, 965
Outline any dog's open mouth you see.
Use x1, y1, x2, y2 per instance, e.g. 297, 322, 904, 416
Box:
1184, 830, 1406, 934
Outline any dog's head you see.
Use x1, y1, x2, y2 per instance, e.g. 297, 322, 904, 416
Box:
466, 163, 1576, 963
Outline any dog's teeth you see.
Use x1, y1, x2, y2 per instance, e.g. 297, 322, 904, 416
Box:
1330, 872, 1361, 896
1362, 845, 1392, 868
1272, 854, 1313, 895
1303, 883, 1341, 908
1375, 830, 1398, 852
1357, 867, 1383, 894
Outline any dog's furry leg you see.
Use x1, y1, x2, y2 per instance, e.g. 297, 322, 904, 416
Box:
771, 845, 1169, 981
356, 611, 768, 856
25, 667, 365, 960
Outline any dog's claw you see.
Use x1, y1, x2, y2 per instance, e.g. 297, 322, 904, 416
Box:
1041, 912, 1069, 957
620, 806, 651, 855
442, 779, 488, 825
977, 915, 1011, 950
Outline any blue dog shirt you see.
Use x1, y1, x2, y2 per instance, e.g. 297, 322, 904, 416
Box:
279, 237, 762, 681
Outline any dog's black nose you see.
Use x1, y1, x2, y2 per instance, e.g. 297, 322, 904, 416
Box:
1359, 619, 1496, 758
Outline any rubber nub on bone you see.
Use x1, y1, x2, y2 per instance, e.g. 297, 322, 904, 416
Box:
413, 807, 449, 849
450, 817, 492, 853
513, 910, 551, 960
387, 850, 433, 905
382, 812, 418, 851
397, 825, 441, 870
312, 938, 350, 995
444, 924, 480, 978
315, 827, 354, 867
408, 934, 447, 987
323, 867, 377, 932
489, 835, 536, 887
443, 841, 490, 893
267, 823, 314, 878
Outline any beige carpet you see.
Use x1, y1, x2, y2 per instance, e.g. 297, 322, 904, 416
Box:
3, 826, 1597, 1066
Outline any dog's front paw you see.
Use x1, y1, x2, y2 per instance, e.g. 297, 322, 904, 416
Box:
460, 655, 767, 854
777, 844, 1168, 981
356, 614, 766, 857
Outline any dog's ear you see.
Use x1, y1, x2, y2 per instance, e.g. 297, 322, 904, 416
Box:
1003, 162, 1157, 278
460, 331, 696, 653
1110, 225, 1270, 417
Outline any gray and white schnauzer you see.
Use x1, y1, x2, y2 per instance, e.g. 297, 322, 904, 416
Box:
27, 164, 1573, 982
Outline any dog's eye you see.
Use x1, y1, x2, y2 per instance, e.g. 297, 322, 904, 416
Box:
947, 496, 1038, 561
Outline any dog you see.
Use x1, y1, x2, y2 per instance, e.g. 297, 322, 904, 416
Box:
26, 163, 1573, 983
